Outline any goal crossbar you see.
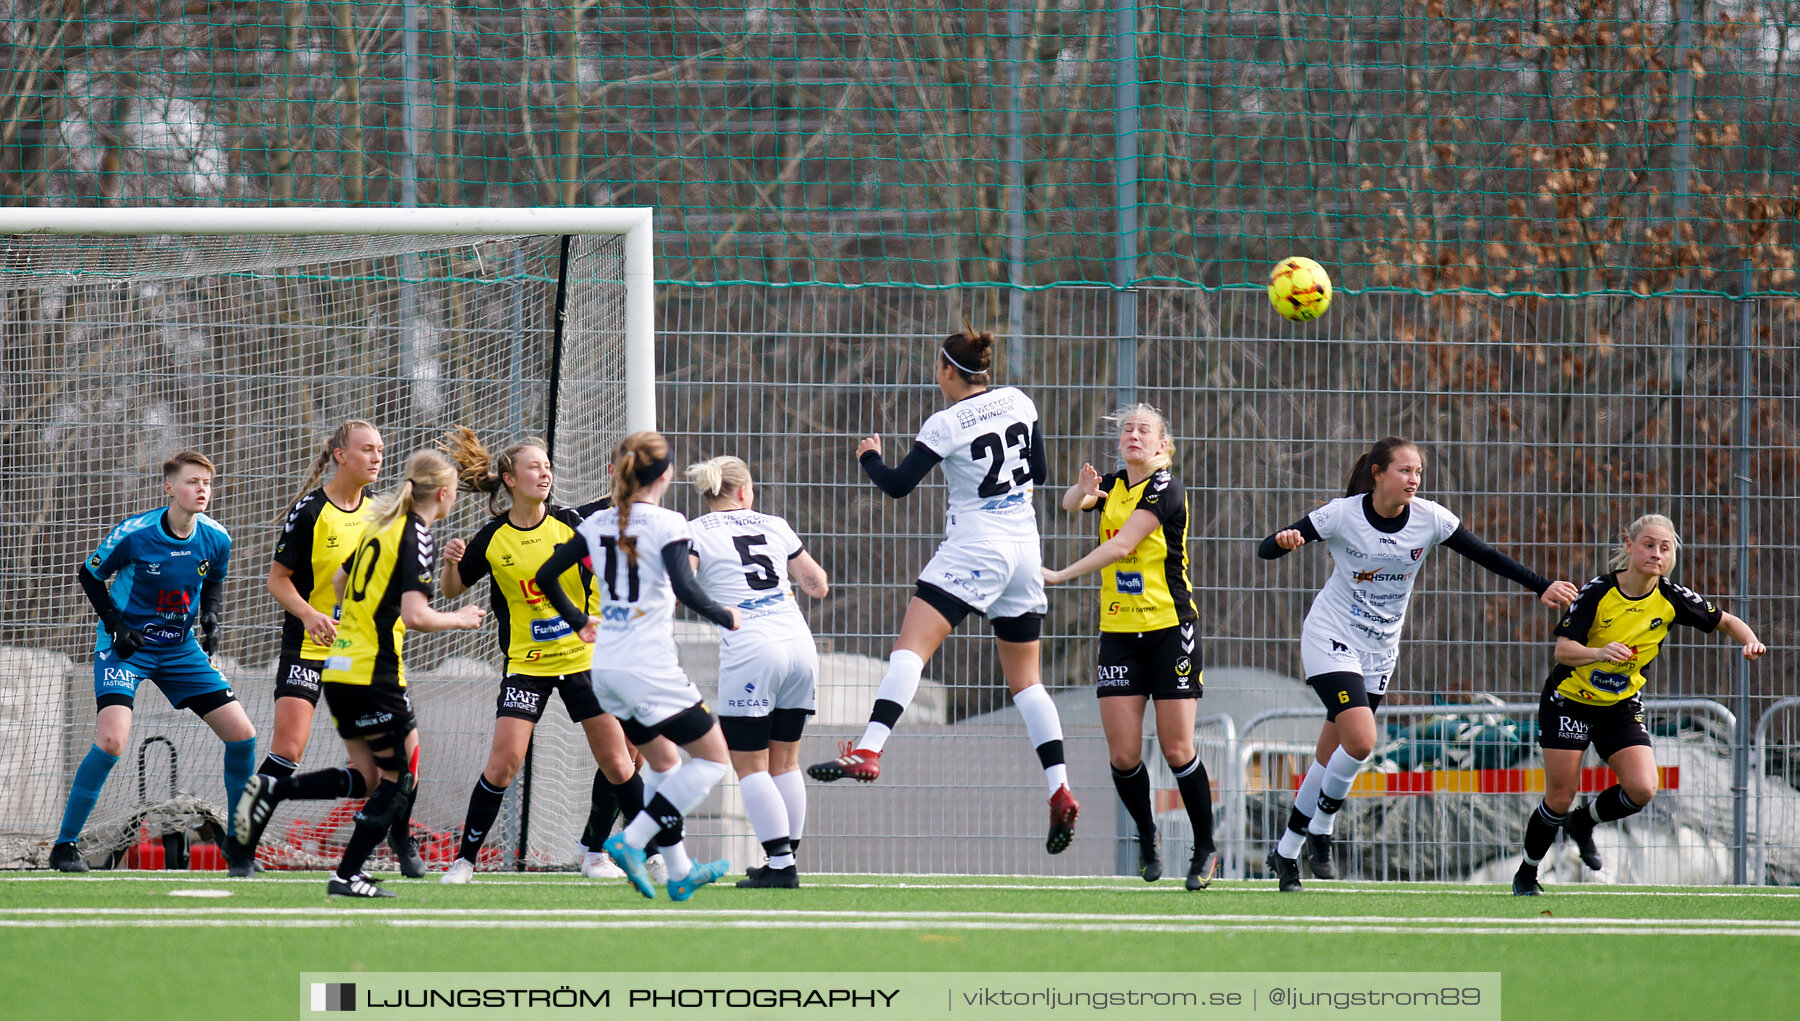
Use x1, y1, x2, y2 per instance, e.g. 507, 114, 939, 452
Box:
0, 207, 656, 433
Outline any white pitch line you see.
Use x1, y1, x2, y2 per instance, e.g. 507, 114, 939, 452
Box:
5, 906, 1799, 936
6, 915, 1800, 937
6, 873, 1800, 898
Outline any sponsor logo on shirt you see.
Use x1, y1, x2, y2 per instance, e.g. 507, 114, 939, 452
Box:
1114, 572, 1144, 595
530, 617, 574, 642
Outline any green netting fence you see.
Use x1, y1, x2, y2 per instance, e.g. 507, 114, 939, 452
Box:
2, 0, 1797, 294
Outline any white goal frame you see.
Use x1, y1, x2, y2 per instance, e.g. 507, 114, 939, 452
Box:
0, 207, 656, 871
0, 206, 658, 432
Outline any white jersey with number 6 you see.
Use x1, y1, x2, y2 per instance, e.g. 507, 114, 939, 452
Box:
915, 386, 1041, 543
689, 508, 813, 651
573, 502, 691, 673
1301, 494, 1461, 668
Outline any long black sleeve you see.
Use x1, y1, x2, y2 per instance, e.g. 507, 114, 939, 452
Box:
860, 442, 942, 498
1443, 526, 1551, 595
662, 541, 736, 628
1026, 421, 1048, 484
535, 538, 591, 634
199, 573, 224, 620
1258, 517, 1322, 560
76, 565, 124, 633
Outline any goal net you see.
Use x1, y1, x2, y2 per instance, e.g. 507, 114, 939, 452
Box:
0, 208, 653, 872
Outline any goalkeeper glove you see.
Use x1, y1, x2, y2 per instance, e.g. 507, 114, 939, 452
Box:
199, 612, 221, 655
109, 625, 145, 661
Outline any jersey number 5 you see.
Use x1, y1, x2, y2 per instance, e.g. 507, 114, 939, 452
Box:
732, 534, 779, 591
970, 423, 1033, 498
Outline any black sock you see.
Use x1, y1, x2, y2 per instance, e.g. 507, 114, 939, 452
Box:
870, 699, 904, 730
257, 753, 297, 780
580, 771, 620, 849
1592, 784, 1645, 823
389, 784, 415, 844
1172, 756, 1215, 855
1110, 763, 1156, 838
338, 779, 399, 878
1522, 801, 1566, 863
275, 766, 366, 802
458, 777, 508, 862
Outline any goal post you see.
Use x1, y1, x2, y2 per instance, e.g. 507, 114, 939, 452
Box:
0, 207, 654, 871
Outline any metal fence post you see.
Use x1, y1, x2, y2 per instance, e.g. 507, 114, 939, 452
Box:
1733, 258, 1756, 883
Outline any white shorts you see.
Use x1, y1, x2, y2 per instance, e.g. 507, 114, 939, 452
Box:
589, 663, 705, 727
1299, 626, 1398, 696
917, 537, 1047, 620
717, 633, 818, 717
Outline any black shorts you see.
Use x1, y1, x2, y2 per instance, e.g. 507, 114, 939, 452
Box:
273, 654, 324, 704
321, 682, 416, 743
496, 670, 604, 724
1095, 623, 1203, 700
1310, 671, 1386, 722
719, 707, 812, 752
1538, 681, 1652, 761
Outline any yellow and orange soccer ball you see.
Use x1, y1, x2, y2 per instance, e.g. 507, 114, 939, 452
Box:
1267, 256, 1333, 321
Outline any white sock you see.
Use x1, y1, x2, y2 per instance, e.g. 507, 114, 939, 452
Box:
641, 763, 674, 801
660, 839, 692, 881
1276, 828, 1306, 859
1309, 746, 1367, 837
769, 850, 796, 869
737, 770, 790, 851
1011, 683, 1067, 794
771, 769, 807, 845
857, 649, 924, 752
622, 812, 659, 849
1293, 760, 1326, 817
656, 757, 729, 816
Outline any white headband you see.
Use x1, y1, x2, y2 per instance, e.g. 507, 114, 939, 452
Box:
940, 346, 983, 376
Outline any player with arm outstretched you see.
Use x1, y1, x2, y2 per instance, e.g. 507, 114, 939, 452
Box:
435, 429, 644, 884
687, 455, 830, 889
52, 452, 257, 876
534, 431, 743, 902
1043, 404, 1217, 889
1511, 513, 1764, 895
805, 327, 1080, 855
234, 446, 486, 898
1256, 436, 1579, 891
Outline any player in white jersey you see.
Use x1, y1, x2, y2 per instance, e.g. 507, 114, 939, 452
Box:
687, 455, 830, 888
1256, 436, 1578, 891
534, 431, 743, 902
806, 328, 1081, 856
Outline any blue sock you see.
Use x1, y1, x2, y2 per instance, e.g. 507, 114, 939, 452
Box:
58, 745, 120, 845
223, 738, 256, 840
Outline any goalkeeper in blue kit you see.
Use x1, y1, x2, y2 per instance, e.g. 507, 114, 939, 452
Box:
50, 452, 258, 876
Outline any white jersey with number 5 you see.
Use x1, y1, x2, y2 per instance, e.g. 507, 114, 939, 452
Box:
574, 502, 690, 672
1302, 493, 1461, 660
915, 386, 1041, 543
689, 509, 813, 651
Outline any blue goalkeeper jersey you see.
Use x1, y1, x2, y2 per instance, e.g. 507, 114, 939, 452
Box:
85, 509, 232, 653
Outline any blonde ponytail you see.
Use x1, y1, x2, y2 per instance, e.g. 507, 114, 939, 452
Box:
686, 455, 753, 505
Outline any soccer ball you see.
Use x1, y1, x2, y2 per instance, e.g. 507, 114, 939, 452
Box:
1268, 257, 1333, 321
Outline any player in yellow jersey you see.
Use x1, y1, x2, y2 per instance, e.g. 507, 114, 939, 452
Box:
235, 446, 487, 898
1512, 513, 1763, 895
1044, 405, 1217, 889
258, 421, 395, 865
434, 429, 645, 884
